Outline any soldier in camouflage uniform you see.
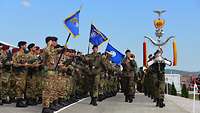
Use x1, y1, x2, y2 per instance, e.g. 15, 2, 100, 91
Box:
144, 54, 154, 98
86, 45, 104, 106
101, 51, 118, 100
42, 36, 63, 113
122, 50, 137, 103
0, 45, 12, 105
148, 50, 171, 108
35, 46, 44, 104
73, 51, 88, 99
26, 43, 41, 106
9, 48, 19, 102
97, 53, 107, 101
58, 49, 75, 106
12, 41, 28, 107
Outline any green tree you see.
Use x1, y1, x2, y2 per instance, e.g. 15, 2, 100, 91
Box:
181, 84, 189, 98
171, 82, 177, 96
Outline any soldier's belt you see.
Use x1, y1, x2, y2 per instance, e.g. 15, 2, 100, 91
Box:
47, 70, 56, 75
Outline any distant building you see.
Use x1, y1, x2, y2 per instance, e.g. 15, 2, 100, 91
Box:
165, 74, 181, 93
180, 75, 191, 89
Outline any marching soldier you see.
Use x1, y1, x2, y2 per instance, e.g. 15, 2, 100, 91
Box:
98, 52, 113, 101
12, 41, 28, 107
148, 49, 171, 108
122, 50, 137, 103
86, 45, 104, 106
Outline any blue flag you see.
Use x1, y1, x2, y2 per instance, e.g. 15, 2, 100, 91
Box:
105, 43, 125, 64
89, 24, 108, 46
64, 10, 80, 38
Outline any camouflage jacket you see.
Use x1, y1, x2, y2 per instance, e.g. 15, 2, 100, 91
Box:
86, 52, 104, 75
42, 46, 60, 71
122, 57, 137, 76
12, 50, 28, 72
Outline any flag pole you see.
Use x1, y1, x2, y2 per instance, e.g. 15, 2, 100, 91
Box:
87, 41, 90, 54
193, 82, 197, 113
55, 33, 71, 70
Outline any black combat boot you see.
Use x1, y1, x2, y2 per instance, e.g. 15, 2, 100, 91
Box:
125, 96, 128, 102
156, 98, 159, 107
144, 91, 147, 96
153, 98, 156, 102
49, 103, 60, 111
26, 98, 37, 106
63, 99, 70, 106
37, 97, 42, 104
92, 97, 98, 106
2, 96, 12, 104
128, 96, 133, 103
0, 99, 3, 105
97, 94, 104, 102
113, 91, 117, 96
42, 107, 54, 113
58, 98, 69, 107
70, 96, 78, 103
16, 98, 28, 107
2, 100, 12, 104
111, 91, 116, 97
159, 99, 165, 108
49, 100, 63, 111
103, 93, 107, 100
148, 94, 151, 98
151, 95, 154, 100
10, 97, 16, 103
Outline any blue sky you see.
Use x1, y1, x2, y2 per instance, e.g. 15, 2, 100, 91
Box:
0, 0, 200, 71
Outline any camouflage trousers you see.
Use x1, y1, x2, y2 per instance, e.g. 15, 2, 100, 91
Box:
35, 72, 43, 98
123, 75, 135, 97
76, 75, 87, 96
152, 73, 158, 99
26, 70, 41, 99
157, 73, 165, 100
9, 74, 16, 100
65, 75, 72, 100
153, 72, 165, 100
56, 75, 67, 99
42, 71, 57, 108
98, 74, 105, 95
14, 72, 27, 99
0, 72, 11, 100
89, 75, 100, 98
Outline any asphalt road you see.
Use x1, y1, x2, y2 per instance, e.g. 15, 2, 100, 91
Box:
0, 93, 191, 113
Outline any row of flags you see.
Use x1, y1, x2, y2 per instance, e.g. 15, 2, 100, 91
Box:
0, 8, 125, 65
64, 8, 125, 64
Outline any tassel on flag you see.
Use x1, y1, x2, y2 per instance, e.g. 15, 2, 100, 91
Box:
143, 41, 147, 67
173, 39, 177, 66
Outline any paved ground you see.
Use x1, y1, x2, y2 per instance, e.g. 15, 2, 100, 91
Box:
0, 93, 198, 113
166, 94, 200, 113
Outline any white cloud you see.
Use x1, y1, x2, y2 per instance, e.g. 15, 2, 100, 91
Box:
21, 0, 31, 7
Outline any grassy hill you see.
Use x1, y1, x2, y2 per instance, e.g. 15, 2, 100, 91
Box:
165, 69, 199, 76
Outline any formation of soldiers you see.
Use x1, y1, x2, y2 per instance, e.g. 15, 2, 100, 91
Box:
0, 36, 172, 113
0, 36, 130, 113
